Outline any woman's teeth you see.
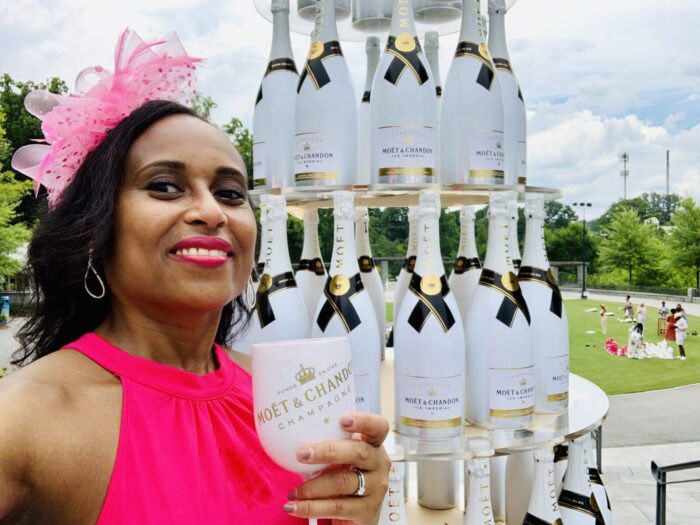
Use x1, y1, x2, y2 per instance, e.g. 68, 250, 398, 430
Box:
174, 248, 228, 257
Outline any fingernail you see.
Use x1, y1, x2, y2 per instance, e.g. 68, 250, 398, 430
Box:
287, 488, 297, 500
341, 415, 354, 428
283, 503, 297, 513
297, 447, 313, 461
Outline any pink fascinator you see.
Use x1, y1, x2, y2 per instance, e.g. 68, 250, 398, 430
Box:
11, 28, 202, 207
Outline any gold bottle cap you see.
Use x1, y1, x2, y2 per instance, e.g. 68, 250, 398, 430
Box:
309, 41, 324, 60
501, 272, 519, 292
395, 33, 416, 53
420, 274, 441, 296
330, 274, 350, 296
258, 273, 272, 294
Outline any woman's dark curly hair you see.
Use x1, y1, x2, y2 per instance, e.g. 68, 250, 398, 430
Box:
13, 100, 251, 366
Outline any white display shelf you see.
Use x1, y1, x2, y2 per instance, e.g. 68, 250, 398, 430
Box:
378, 349, 608, 462
250, 183, 562, 215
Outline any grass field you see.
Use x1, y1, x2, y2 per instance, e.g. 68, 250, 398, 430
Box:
386, 299, 699, 395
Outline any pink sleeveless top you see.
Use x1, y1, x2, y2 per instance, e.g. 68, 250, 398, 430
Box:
67, 333, 303, 524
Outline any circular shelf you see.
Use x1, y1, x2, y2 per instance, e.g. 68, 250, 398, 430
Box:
250, 183, 562, 216
387, 373, 608, 462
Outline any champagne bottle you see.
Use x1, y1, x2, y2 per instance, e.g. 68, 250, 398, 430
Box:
553, 443, 568, 497
424, 31, 442, 99
355, 207, 386, 360
488, 0, 526, 185
441, 0, 505, 185
378, 462, 409, 524
240, 195, 310, 354
395, 191, 465, 437
508, 196, 522, 270
393, 206, 419, 324
464, 191, 534, 429
465, 458, 495, 525
448, 205, 482, 328
254, 202, 271, 293
358, 36, 381, 185
296, 209, 327, 327
253, 0, 298, 189
583, 432, 612, 524
518, 194, 569, 414
523, 448, 564, 525
312, 192, 381, 414
558, 436, 606, 525
370, 0, 439, 184
506, 451, 534, 525
295, 0, 357, 186
491, 456, 507, 523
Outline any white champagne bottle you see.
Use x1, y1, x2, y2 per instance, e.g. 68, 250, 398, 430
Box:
464, 191, 534, 429
393, 206, 419, 323
553, 443, 568, 497
518, 194, 569, 414
583, 432, 613, 524
441, 0, 505, 185
358, 36, 381, 185
295, 0, 357, 186
465, 458, 495, 525
296, 209, 327, 327
488, 0, 526, 185
449, 205, 482, 327
355, 207, 386, 360
558, 437, 606, 525
394, 191, 465, 437
523, 448, 564, 525
370, 0, 439, 184
424, 31, 442, 99
505, 451, 534, 525
253, 0, 298, 190
508, 197, 522, 270
240, 195, 310, 354
254, 203, 271, 293
312, 192, 381, 414
379, 462, 409, 525
491, 456, 507, 523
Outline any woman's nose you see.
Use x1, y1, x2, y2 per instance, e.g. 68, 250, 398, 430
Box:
185, 191, 227, 229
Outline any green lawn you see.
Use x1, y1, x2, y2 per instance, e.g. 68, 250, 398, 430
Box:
386, 299, 699, 395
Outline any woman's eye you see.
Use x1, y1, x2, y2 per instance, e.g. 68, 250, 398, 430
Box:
147, 180, 182, 194
216, 188, 246, 203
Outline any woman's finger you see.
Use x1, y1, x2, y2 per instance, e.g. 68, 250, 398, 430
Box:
291, 467, 373, 500
284, 495, 380, 522
296, 438, 381, 471
339, 412, 390, 447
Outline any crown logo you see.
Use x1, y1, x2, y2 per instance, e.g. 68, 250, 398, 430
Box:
520, 377, 528, 387
427, 387, 438, 397
496, 140, 503, 150
304, 142, 311, 151
403, 136, 416, 146
295, 363, 316, 385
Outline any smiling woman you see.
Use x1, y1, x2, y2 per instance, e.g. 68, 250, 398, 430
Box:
0, 29, 389, 525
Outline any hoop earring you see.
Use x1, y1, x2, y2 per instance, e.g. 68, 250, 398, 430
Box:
84, 249, 106, 300
242, 277, 256, 311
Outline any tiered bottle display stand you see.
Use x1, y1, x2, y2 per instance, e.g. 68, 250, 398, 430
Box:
252, 3, 608, 522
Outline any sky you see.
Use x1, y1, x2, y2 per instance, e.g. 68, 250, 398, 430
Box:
1, 0, 698, 218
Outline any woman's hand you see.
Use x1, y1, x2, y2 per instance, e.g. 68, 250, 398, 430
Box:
284, 412, 391, 525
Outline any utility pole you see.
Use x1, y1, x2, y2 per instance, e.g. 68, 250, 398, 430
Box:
620, 152, 629, 200
573, 202, 592, 299
666, 150, 671, 220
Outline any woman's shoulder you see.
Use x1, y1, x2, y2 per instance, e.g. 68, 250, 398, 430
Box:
223, 347, 252, 375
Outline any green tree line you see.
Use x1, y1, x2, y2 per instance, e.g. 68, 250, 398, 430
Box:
1, 73, 699, 292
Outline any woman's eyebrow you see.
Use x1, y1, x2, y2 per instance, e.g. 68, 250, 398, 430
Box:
137, 160, 187, 175
215, 166, 246, 182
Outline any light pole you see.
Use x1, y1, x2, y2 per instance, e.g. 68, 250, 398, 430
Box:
573, 202, 592, 299
620, 152, 629, 200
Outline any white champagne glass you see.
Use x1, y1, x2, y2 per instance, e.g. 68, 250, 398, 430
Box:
253, 337, 356, 525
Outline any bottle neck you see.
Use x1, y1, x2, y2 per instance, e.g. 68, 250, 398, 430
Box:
457, 216, 478, 258
363, 49, 380, 95
414, 214, 445, 277
466, 460, 493, 523
301, 218, 322, 259
426, 47, 441, 90
487, 9, 509, 60
270, 8, 294, 60
355, 215, 373, 257
257, 217, 269, 265
330, 217, 360, 276
406, 218, 418, 257
390, 0, 417, 37
509, 214, 522, 262
262, 216, 292, 275
484, 213, 514, 273
563, 440, 590, 494
530, 454, 559, 517
522, 217, 549, 269
313, 0, 339, 42
459, 0, 484, 43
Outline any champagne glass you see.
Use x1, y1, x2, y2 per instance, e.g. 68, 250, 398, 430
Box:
253, 336, 356, 525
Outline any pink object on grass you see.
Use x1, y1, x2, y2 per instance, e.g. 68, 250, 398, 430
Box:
65, 333, 303, 524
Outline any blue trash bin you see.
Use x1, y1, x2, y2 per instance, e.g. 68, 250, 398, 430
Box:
0, 296, 9, 326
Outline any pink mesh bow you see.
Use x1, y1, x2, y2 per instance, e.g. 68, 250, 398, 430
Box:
11, 28, 202, 207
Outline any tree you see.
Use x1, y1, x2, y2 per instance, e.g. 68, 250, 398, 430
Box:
594, 192, 682, 230
222, 117, 253, 188
189, 93, 217, 120
668, 198, 700, 288
544, 201, 577, 229
598, 209, 662, 287
545, 222, 597, 263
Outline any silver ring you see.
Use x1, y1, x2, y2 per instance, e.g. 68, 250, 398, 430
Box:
352, 469, 366, 497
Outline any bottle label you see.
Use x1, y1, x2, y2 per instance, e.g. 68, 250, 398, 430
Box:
517, 266, 563, 318
546, 355, 569, 402
376, 126, 436, 179
294, 132, 340, 183
493, 58, 513, 73
253, 142, 267, 187
462, 130, 505, 184
316, 273, 365, 333
489, 367, 535, 418
353, 372, 372, 413
517, 139, 527, 184
454, 41, 495, 91
399, 375, 463, 428
255, 272, 298, 328
384, 35, 429, 86
297, 41, 343, 92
